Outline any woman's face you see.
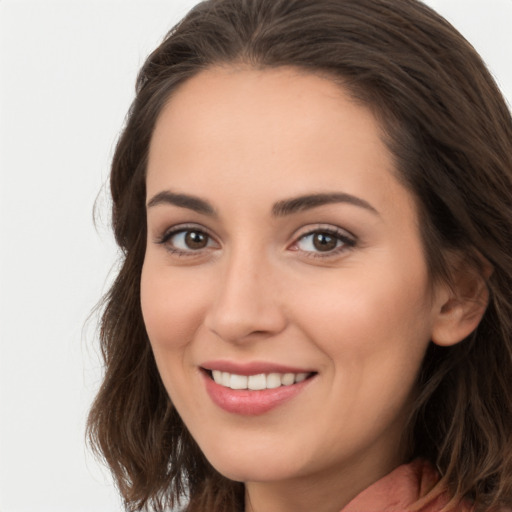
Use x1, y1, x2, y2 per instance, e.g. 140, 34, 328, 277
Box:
141, 66, 445, 496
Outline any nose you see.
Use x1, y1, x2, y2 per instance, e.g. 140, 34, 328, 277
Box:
203, 247, 287, 344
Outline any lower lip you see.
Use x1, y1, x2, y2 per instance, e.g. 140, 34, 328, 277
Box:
203, 372, 313, 415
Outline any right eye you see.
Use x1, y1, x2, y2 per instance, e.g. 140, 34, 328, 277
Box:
158, 226, 218, 255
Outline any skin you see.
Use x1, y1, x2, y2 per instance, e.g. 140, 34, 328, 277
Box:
141, 66, 460, 512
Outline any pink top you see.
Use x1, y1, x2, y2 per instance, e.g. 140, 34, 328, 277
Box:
341, 459, 471, 512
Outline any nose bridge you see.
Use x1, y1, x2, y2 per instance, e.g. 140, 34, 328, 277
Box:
205, 239, 286, 342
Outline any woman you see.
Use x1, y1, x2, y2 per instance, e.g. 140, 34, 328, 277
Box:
87, 0, 512, 511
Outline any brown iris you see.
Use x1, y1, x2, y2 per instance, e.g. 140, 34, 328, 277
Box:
312, 232, 338, 252
185, 231, 209, 249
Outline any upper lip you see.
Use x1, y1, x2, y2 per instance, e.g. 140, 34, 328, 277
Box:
200, 360, 315, 376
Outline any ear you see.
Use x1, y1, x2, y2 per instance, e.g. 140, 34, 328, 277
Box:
431, 256, 492, 347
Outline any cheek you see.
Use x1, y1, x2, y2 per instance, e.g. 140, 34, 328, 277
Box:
140, 262, 208, 351
298, 273, 433, 438
290, 259, 434, 382
140, 262, 212, 412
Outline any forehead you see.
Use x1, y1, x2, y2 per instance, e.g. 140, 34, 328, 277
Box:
149, 66, 384, 157
146, 66, 415, 223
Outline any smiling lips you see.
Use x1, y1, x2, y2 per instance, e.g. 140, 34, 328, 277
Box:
211, 370, 310, 390
201, 363, 316, 415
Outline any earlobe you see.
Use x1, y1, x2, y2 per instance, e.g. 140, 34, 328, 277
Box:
431, 260, 491, 347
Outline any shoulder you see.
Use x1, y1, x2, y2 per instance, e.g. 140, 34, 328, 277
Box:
342, 459, 467, 512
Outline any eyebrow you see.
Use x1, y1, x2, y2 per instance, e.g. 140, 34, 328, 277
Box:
147, 190, 378, 217
272, 193, 379, 217
147, 191, 217, 216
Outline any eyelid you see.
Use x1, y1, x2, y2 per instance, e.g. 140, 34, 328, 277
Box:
155, 223, 219, 253
288, 224, 357, 257
154, 222, 356, 259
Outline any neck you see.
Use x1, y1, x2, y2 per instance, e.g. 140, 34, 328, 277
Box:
244, 449, 405, 512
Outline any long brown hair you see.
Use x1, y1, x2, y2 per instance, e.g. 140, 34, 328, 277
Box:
87, 1, 512, 510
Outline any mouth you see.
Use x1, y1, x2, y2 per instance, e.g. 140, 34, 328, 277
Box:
202, 368, 316, 390
200, 364, 317, 415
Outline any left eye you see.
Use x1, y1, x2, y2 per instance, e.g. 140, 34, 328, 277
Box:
164, 229, 215, 251
295, 230, 354, 254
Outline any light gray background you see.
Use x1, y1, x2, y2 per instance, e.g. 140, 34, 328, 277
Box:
0, 1, 511, 511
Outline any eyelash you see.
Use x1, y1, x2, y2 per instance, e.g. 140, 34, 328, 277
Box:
290, 226, 357, 258
156, 224, 357, 259
156, 224, 217, 257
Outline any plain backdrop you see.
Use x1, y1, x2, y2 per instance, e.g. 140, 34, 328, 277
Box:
0, 1, 511, 511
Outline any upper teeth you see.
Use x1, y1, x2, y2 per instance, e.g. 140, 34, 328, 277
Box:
211, 371, 309, 390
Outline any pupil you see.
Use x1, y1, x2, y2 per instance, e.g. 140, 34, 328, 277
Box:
313, 233, 337, 251
185, 231, 207, 249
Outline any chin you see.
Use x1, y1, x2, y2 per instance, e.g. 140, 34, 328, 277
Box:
212, 461, 301, 484
201, 442, 311, 483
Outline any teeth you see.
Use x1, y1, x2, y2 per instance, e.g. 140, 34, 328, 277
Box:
248, 373, 266, 390
281, 373, 295, 386
266, 373, 282, 389
221, 371, 231, 387
230, 374, 248, 390
210, 370, 311, 390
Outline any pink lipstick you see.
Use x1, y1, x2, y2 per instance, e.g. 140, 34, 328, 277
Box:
200, 361, 316, 415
